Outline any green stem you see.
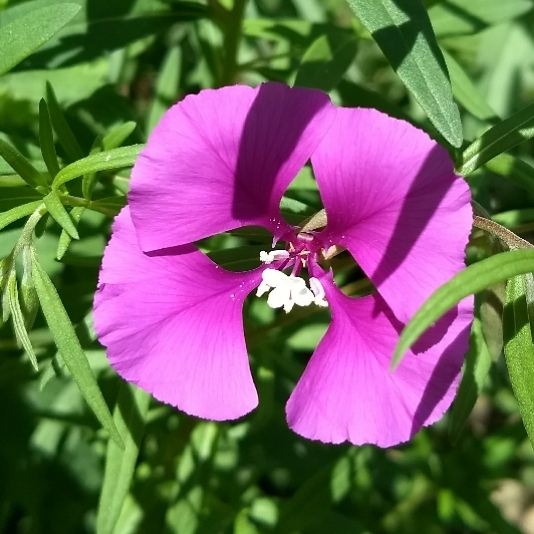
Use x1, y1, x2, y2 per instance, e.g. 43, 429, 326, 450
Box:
219, 0, 248, 86
61, 195, 120, 217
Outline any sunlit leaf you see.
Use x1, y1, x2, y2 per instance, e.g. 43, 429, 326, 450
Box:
346, 0, 463, 147
96, 382, 150, 534
30, 251, 123, 449
394, 250, 534, 368
53, 145, 143, 188
43, 190, 79, 239
0, 201, 43, 232
459, 102, 534, 176
0, 3, 80, 77
503, 276, 534, 450
0, 138, 48, 191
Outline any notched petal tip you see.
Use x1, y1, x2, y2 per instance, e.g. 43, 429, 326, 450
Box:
286, 285, 473, 447
94, 207, 262, 421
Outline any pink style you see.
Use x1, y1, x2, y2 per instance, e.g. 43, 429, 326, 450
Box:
94, 83, 473, 448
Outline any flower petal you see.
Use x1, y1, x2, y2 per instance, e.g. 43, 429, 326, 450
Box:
286, 276, 473, 447
130, 83, 335, 252
311, 107, 472, 323
94, 207, 263, 420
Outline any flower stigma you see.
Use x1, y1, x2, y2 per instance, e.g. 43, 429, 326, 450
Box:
257, 230, 329, 313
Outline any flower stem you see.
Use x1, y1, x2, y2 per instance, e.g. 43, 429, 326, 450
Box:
218, 0, 248, 86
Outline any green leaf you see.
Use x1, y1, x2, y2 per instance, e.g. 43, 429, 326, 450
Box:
393, 250, 534, 368
429, 0, 533, 38
102, 122, 137, 151
458, 102, 534, 176
346, 0, 463, 147
503, 276, 534, 449
96, 382, 150, 534
82, 136, 103, 201
0, 201, 43, 232
448, 318, 492, 443
484, 154, 534, 198
147, 46, 181, 133
7, 272, 38, 370
46, 81, 84, 161
0, 138, 48, 191
0, 3, 80, 77
38, 99, 60, 178
53, 145, 143, 189
442, 50, 498, 123
294, 32, 358, 93
88, 196, 127, 217
13, 0, 207, 69
57, 206, 85, 260
30, 252, 123, 449
43, 190, 79, 239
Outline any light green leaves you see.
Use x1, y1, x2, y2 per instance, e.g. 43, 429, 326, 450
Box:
52, 145, 144, 189
96, 382, 150, 534
393, 250, 534, 368
0, 3, 80, 77
346, 0, 463, 147
459, 102, 534, 176
0, 138, 48, 191
503, 276, 534, 449
30, 251, 123, 448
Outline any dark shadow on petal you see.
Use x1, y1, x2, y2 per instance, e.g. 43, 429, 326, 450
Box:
231, 83, 328, 222
371, 145, 455, 290
411, 316, 470, 438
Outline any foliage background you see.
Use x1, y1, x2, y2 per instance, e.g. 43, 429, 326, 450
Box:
1, 0, 534, 533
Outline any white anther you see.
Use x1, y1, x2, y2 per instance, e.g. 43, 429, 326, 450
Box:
257, 268, 324, 313
259, 250, 290, 264
310, 277, 328, 307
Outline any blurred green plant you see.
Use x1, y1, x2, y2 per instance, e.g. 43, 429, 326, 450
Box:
1, 0, 534, 533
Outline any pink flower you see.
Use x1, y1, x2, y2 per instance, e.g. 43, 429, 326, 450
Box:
94, 83, 473, 447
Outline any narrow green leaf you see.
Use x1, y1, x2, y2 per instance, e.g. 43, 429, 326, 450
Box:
0, 175, 28, 187
0, 138, 48, 190
459, 102, 534, 176
102, 122, 137, 151
346, 0, 463, 147
53, 145, 143, 189
46, 81, 84, 161
57, 206, 85, 260
294, 32, 358, 93
147, 45, 181, 133
88, 196, 127, 217
43, 190, 79, 239
448, 318, 492, 443
0, 3, 80, 77
484, 154, 534, 198
503, 276, 534, 449
96, 382, 150, 534
393, 250, 534, 368
7, 273, 38, 370
0, 200, 43, 232
20, 246, 39, 331
82, 136, 103, 201
38, 99, 60, 178
146, 46, 182, 132
30, 253, 123, 449
442, 50, 498, 123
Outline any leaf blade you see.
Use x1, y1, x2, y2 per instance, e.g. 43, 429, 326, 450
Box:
393, 250, 534, 368
30, 253, 123, 448
346, 0, 463, 147
0, 3, 80, 77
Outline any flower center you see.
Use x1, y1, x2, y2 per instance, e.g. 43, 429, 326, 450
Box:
256, 232, 328, 313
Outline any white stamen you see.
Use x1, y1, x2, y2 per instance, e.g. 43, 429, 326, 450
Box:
310, 277, 328, 307
257, 268, 327, 313
260, 250, 290, 264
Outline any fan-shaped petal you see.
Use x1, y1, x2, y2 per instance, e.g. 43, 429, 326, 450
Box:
311, 107, 472, 323
94, 208, 263, 420
130, 83, 335, 252
286, 276, 473, 447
